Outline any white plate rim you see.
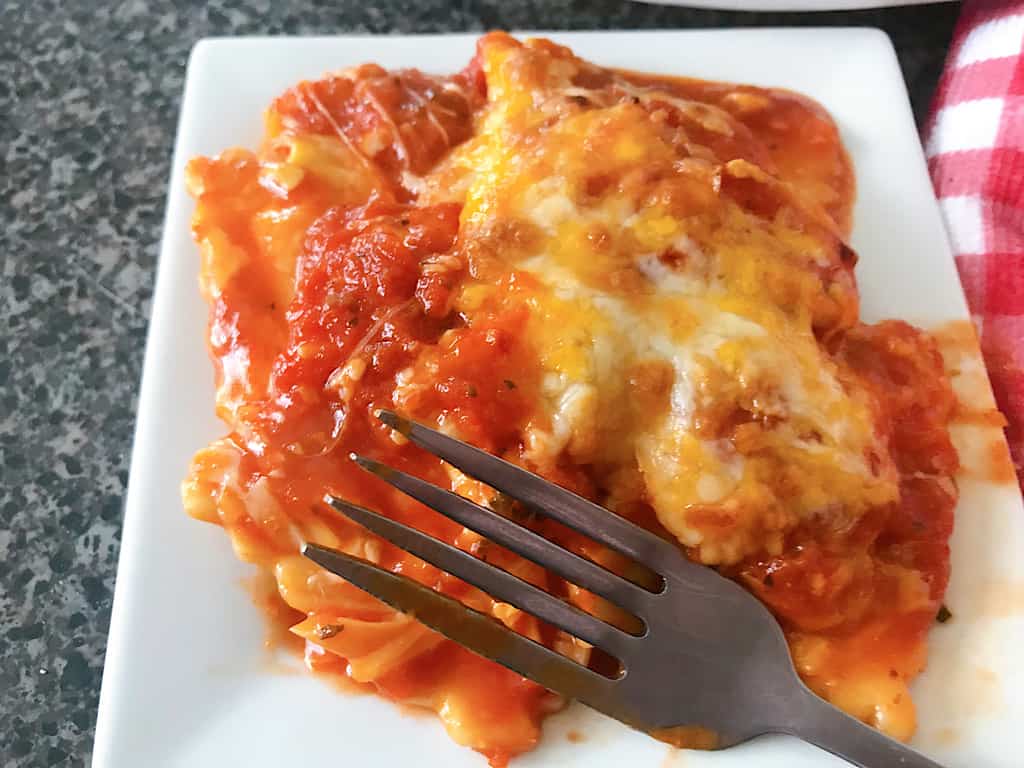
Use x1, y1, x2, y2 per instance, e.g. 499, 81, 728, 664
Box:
93, 29, 1024, 768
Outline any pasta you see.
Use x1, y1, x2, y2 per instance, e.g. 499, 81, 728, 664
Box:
182, 33, 959, 765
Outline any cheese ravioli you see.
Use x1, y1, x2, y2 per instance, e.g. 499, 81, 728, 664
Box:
183, 33, 958, 766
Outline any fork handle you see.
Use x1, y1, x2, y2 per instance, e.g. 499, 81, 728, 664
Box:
787, 685, 948, 768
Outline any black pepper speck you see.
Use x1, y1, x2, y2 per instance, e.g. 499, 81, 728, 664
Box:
1, 1, 957, 766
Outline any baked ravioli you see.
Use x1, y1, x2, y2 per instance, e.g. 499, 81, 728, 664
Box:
182, 33, 959, 766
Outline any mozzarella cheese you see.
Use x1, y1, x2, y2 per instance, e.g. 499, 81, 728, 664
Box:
423, 34, 898, 564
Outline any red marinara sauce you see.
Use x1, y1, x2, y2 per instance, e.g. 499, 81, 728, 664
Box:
187, 35, 959, 765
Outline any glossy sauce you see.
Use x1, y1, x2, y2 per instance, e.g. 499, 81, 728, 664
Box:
184, 33, 961, 766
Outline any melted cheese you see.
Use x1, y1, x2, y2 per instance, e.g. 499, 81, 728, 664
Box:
431, 33, 897, 564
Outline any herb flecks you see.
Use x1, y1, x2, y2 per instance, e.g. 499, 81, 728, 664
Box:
314, 623, 344, 640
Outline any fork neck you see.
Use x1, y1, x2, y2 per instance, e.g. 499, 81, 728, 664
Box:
780, 684, 949, 768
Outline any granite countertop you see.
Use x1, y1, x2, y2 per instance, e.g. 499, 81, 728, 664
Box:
0, 1, 959, 764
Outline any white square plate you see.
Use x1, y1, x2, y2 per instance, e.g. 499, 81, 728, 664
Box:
93, 30, 1024, 768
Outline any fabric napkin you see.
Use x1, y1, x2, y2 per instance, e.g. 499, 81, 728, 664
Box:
925, 0, 1024, 484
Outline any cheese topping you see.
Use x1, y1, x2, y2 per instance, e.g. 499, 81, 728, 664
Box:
428, 35, 896, 563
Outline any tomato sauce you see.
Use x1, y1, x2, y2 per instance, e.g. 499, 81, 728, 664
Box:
186, 33, 961, 765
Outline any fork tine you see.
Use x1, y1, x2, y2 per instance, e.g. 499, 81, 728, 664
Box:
375, 410, 677, 569
350, 454, 652, 613
324, 496, 634, 655
302, 543, 628, 722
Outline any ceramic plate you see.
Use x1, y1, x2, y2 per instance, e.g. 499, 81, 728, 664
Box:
93, 30, 1024, 768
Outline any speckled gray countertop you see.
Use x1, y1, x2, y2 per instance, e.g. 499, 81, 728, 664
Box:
0, 0, 959, 764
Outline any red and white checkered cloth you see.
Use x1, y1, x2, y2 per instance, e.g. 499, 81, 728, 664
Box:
925, 0, 1024, 484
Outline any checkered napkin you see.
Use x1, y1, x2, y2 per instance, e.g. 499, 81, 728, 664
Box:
925, 0, 1024, 483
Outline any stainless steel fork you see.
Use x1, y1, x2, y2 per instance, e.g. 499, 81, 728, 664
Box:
303, 410, 947, 768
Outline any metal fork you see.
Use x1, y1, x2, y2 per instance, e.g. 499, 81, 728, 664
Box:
303, 410, 947, 768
